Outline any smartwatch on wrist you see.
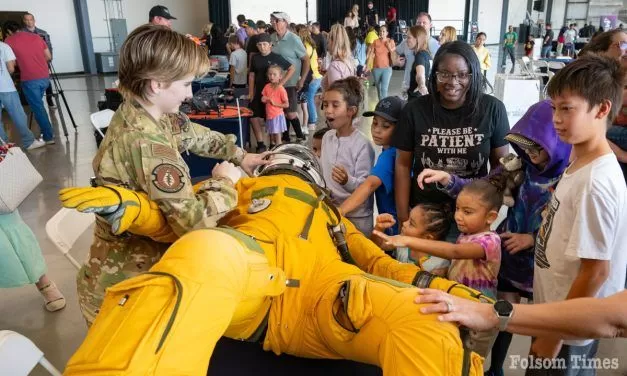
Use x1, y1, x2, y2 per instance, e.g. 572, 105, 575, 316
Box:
493, 300, 514, 331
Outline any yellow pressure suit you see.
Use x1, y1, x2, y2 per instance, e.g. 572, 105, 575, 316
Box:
65, 174, 487, 376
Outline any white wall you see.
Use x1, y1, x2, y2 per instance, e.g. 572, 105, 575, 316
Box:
506, 0, 527, 30
0, 0, 84, 73
551, 0, 567, 28
231, 0, 317, 26
0, 0, 210, 72
429, 0, 466, 36
123, 0, 209, 36
87, 0, 209, 53
476, 0, 504, 44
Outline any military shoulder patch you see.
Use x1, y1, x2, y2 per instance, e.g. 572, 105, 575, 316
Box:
152, 163, 185, 193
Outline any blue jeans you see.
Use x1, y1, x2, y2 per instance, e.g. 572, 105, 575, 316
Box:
372, 67, 393, 100
541, 45, 552, 58
305, 78, 322, 126
502, 46, 515, 66
21, 78, 54, 142
0, 91, 36, 147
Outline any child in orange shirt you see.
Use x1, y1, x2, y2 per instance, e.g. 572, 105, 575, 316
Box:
261, 65, 289, 147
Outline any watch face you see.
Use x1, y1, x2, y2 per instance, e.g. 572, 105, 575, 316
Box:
494, 300, 514, 316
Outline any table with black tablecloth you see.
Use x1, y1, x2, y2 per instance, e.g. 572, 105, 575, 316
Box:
183, 106, 252, 180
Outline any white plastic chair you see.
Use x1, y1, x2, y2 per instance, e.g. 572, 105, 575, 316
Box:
0, 330, 62, 376
519, 57, 533, 76
45, 207, 95, 270
548, 61, 566, 70
90, 109, 115, 138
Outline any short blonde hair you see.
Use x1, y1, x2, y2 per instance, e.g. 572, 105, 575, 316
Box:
118, 25, 210, 101
328, 24, 352, 62
439, 26, 457, 45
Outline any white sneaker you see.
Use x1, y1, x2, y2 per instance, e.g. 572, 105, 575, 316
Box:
26, 139, 46, 150
45, 140, 56, 145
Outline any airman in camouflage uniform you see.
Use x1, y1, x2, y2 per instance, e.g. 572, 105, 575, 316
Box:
78, 100, 246, 324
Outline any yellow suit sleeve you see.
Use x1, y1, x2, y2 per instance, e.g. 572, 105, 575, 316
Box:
343, 217, 421, 284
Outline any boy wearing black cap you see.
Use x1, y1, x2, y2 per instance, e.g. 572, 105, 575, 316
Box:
149, 5, 176, 28
339, 96, 405, 235
248, 33, 295, 152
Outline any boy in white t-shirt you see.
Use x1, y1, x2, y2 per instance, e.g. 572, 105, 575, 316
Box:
529, 55, 627, 375
227, 35, 247, 89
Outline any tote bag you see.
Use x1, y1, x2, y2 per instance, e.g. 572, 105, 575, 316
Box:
0, 137, 43, 213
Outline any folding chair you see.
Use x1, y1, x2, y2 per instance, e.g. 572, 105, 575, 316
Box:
89, 109, 115, 138
45, 207, 94, 270
0, 330, 62, 376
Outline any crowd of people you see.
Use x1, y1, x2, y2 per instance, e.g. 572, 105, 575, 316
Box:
1, 3, 627, 375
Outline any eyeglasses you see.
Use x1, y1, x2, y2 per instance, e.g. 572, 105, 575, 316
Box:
435, 71, 471, 83
619, 41, 627, 51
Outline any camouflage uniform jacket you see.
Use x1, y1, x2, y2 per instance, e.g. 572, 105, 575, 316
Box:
78, 101, 244, 323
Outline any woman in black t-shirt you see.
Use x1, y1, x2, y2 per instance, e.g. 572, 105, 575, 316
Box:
406, 25, 431, 99
392, 41, 510, 226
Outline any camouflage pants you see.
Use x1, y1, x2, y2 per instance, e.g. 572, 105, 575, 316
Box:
77, 222, 169, 325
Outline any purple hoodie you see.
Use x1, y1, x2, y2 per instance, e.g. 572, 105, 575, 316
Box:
444, 100, 571, 293
498, 100, 571, 293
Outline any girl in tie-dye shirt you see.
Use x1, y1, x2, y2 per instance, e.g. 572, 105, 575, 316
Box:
373, 178, 503, 299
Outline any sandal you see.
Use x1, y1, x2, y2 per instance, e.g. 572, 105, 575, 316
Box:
38, 282, 66, 312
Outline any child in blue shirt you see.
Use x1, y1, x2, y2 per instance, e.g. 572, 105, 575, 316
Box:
340, 96, 405, 235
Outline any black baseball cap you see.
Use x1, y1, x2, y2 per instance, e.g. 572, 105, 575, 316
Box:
149, 5, 177, 20
363, 96, 406, 122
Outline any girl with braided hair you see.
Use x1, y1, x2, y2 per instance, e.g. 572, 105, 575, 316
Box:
374, 178, 504, 358
373, 202, 452, 276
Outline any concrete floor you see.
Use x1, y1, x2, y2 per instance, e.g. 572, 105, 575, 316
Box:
1, 46, 625, 375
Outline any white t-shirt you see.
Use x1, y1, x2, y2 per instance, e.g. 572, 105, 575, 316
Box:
534, 153, 627, 346
0, 42, 17, 93
228, 48, 247, 86
564, 29, 576, 44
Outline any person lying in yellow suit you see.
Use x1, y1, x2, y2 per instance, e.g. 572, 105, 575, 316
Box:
61, 144, 491, 376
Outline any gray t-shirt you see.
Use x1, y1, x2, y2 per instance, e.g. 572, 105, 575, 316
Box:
228, 48, 247, 85
428, 37, 440, 58
320, 128, 375, 218
271, 31, 307, 88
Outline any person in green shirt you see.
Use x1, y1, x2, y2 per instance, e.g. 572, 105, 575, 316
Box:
502, 25, 518, 72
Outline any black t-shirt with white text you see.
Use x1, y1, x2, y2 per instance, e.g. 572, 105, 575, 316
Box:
392, 94, 510, 206
249, 52, 292, 95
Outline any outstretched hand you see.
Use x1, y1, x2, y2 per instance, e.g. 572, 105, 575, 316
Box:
372, 230, 407, 248
416, 169, 452, 190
